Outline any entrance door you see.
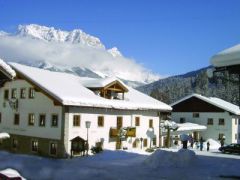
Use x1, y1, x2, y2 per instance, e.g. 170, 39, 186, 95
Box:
193, 131, 199, 141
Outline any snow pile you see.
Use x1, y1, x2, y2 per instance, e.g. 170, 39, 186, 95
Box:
203, 139, 221, 150
0, 168, 26, 180
144, 149, 196, 168
0, 58, 16, 78
0, 132, 10, 139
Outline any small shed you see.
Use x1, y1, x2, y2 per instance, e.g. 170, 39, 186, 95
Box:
70, 136, 86, 157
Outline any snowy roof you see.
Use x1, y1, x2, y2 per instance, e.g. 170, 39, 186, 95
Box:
177, 123, 206, 132
9, 63, 172, 111
171, 94, 240, 115
211, 44, 240, 67
80, 76, 128, 91
0, 58, 16, 79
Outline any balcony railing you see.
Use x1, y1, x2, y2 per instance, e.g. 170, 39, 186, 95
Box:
109, 127, 136, 138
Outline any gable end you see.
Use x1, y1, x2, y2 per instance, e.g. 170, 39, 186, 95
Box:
172, 97, 225, 112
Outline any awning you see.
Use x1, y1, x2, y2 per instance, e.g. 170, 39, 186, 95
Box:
176, 123, 207, 132
162, 122, 206, 136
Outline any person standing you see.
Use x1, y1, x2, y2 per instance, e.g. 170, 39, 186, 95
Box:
189, 135, 194, 148
220, 138, 224, 147
207, 141, 210, 151
200, 137, 203, 151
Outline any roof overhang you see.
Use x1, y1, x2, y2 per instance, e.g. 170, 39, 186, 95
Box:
211, 44, 240, 71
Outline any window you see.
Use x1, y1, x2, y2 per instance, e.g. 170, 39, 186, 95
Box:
4, 90, 9, 100
98, 116, 104, 127
207, 118, 213, 125
219, 118, 225, 125
239, 133, 240, 140
73, 115, 80, 127
31, 140, 38, 152
143, 139, 148, 147
149, 119, 153, 128
180, 118, 186, 124
14, 114, 20, 125
193, 113, 199, 118
20, 88, 26, 99
235, 118, 238, 125
29, 88, 35, 99
28, 114, 35, 126
52, 114, 58, 127
235, 133, 238, 140
50, 142, 57, 155
39, 114, 46, 127
12, 139, 18, 149
117, 117, 123, 129
11, 89, 17, 99
0, 113, 1, 123
135, 117, 140, 126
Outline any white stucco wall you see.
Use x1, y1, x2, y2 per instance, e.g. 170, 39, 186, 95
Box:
64, 107, 160, 154
0, 79, 62, 140
172, 112, 238, 144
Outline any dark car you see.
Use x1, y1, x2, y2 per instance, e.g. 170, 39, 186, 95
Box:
218, 143, 240, 154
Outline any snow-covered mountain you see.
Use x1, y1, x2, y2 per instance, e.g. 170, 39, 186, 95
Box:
0, 24, 160, 87
17, 24, 105, 49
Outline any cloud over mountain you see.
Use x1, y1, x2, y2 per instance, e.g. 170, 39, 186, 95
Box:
0, 24, 160, 83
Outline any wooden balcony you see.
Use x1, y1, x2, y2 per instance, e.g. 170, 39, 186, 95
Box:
127, 127, 136, 137
109, 127, 136, 138
109, 128, 119, 138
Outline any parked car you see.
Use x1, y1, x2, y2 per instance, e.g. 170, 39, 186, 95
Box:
218, 143, 240, 154
0, 168, 26, 180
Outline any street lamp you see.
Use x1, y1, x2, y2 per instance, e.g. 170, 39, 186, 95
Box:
140, 137, 143, 149
85, 121, 91, 156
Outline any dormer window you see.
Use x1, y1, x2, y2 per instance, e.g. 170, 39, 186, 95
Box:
87, 79, 128, 100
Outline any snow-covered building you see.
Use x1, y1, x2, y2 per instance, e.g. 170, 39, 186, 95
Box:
0, 59, 172, 158
171, 94, 240, 144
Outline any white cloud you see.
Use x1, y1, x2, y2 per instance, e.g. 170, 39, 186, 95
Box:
0, 34, 160, 83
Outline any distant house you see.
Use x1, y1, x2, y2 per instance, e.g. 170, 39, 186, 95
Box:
0, 60, 172, 158
171, 94, 240, 144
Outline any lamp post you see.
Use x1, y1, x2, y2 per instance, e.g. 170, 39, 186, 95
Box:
140, 137, 143, 149
85, 121, 91, 156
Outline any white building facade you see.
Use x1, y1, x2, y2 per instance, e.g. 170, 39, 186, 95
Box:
0, 61, 172, 158
171, 94, 240, 144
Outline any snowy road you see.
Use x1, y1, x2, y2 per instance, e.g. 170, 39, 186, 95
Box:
0, 149, 239, 180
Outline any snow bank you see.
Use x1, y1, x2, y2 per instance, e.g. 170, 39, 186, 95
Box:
0, 58, 16, 78
144, 149, 196, 168
0, 132, 10, 139
203, 139, 221, 150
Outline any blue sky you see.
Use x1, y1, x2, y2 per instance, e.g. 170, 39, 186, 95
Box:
0, 0, 240, 76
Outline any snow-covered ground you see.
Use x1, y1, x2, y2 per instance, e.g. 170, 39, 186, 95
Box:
0, 148, 239, 180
